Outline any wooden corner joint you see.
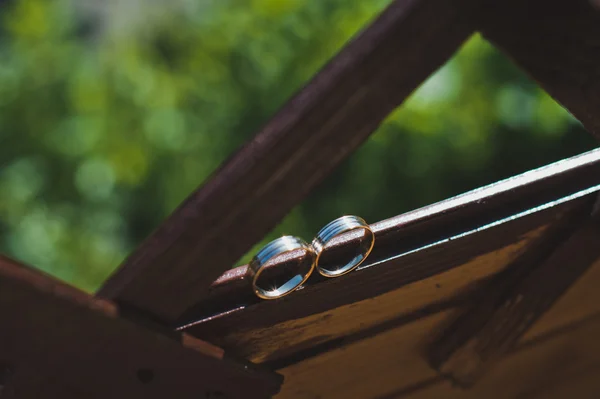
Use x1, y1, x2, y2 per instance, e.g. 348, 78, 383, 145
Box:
428, 197, 600, 388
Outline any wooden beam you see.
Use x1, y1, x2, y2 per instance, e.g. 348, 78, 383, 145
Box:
98, 0, 480, 322
429, 207, 600, 387
0, 256, 282, 398
263, 192, 600, 399
182, 192, 597, 365
179, 150, 600, 364
275, 257, 600, 399
479, 0, 600, 139
183, 149, 600, 318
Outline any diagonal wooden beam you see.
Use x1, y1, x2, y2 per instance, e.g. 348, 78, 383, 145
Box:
0, 255, 282, 398
479, 0, 600, 139
183, 148, 600, 318
429, 196, 600, 387
180, 150, 600, 365
98, 0, 481, 322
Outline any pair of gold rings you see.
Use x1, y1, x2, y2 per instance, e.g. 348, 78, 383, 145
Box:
248, 215, 375, 300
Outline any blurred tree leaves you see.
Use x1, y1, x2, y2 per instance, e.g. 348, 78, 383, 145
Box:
0, 0, 595, 292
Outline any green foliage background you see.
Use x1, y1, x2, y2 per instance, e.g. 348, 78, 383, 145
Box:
0, 0, 596, 292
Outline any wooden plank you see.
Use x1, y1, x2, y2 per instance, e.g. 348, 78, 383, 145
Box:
98, 0, 480, 322
403, 314, 600, 399
274, 221, 600, 398
523, 243, 600, 341
276, 311, 450, 399
274, 211, 600, 399
181, 151, 600, 362
276, 254, 600, 399
430, 217, 600, 386
0, 255, 282, 399
479, 0, 600, 138
182, 196, 593, 364
183, 148, 600, 320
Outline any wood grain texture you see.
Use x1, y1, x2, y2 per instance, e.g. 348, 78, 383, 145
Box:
272, 211, 600, 398
430, 216, 600, 387
0, 256, 282, 399
181, 150, 600, 363
523, 246, 600, 342
276, 255, 600, 399
98, 0, 480, 322
183, 196, 593, 364
479, 0, 600, 138
184, 148, 600, 319
277, 311, 450, 399
402, 314, 600, 399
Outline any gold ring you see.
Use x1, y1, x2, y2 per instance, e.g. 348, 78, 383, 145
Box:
312, 215, 375, 277
249, 236, 316, 299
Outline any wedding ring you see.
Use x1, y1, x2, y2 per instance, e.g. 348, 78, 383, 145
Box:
249, 236, 316, 300
312, 215, 375, 277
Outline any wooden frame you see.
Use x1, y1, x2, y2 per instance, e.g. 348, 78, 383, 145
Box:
2, 0, 600, 397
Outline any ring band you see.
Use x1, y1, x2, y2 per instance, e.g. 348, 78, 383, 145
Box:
312, 216, 375, 277
249, 236, 316, 299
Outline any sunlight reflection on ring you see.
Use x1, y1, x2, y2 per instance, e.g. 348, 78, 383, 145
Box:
312, 215, 375, 278
249, 236, 316, 300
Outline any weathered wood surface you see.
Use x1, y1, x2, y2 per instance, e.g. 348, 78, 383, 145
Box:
403, 314, 600, 399
430, 217, 600, 386
276, 253, 600, 399
181, 150, 600, 363
98, 0, 480, 323
183, 148, 600, 317
0, 256, 282, 399
183, 202, 577, 364
480, 0, 600, 138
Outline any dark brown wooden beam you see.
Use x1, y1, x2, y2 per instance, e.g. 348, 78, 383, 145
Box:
429, 200, 600, 387
0, 255, 281, 399
98, 0, 480, 322
181, 187, 599, 367
181, 148, 600, 323
480, 0, 600, 139
181, 199, 592, 364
